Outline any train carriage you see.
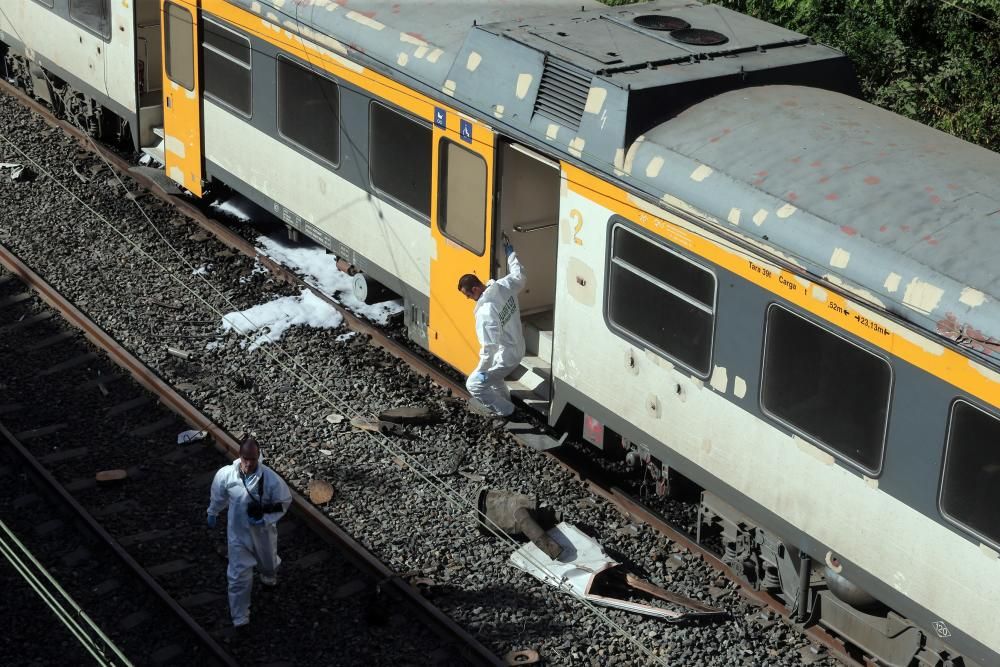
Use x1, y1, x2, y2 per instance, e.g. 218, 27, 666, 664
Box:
3, 1, 1000, 664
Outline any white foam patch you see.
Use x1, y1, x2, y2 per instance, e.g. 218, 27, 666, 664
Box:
222, 290, 343, 352
884, 272, 902, 293
210, 198, 254, 223
256, 235, 404, 324
960, 287, 986, 308
829, 247, 851, 269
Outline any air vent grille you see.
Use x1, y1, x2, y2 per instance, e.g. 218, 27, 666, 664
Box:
533, 59, 590, 131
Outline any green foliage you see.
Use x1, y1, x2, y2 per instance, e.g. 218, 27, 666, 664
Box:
600, 0, 1000, 151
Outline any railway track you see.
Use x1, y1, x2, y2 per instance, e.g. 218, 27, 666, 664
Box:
0, 79, 853, 665
0, 265, 491, 665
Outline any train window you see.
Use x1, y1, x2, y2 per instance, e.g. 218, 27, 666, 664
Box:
438, 140, 487, 255
940, 400, 1000, 547
761, 305, 891, 473
164, 3, 195, 91
606, 224, 715, 375
277, 56, 340, 167
369, 102, 431, 218
70, 0, 110, 39
202, 19, 251, 117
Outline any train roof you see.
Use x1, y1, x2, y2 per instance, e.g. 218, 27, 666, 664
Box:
237, 0, 856, 156
234, 1, 1000, 363
626, 85, 1000, 364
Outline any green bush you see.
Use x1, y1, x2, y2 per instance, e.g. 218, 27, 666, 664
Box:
600, 1, 999, 151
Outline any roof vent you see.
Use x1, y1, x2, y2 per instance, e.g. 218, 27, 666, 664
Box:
669, 28, 729, 46
632, 15, 690, 31
533, 58, 590, 131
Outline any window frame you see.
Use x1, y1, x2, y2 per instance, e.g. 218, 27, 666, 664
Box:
759, 302, 893, 476
367, 100, 432, 222
603, 219, 717, 378
163, 1, 195, 91
32, 0, 56, 9
201, 16, 252, 119
69, 0, 111, 41
938, 397, 1000, 550
275, 54, 341, 169
437, 138, 488, 256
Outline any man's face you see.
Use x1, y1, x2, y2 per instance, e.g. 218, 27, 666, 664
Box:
462, 284, 483, 301
240, 446, 259, 475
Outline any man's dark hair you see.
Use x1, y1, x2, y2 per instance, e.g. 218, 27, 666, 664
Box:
457, 274, 481, 293
240, 436, 260, 456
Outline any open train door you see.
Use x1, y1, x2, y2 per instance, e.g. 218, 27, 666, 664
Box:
160, 0, 203, 196
428, 112, 496, 374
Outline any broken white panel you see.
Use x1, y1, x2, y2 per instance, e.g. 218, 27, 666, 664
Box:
509, 523, 685, 620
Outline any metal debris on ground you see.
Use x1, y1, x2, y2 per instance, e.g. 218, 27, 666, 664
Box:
510, 523, 727, 623
177, 429, 208, 445
503, 648, 540, 665
349, 415, 383, 433
378, 405, 435, 425
477, 488, 562, 560
306, 479, 334, 505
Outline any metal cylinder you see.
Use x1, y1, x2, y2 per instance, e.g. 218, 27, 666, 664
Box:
796, 554, 812, 622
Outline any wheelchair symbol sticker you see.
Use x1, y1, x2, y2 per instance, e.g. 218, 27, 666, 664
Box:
434, 107, 446, 128
460, 119, 473, 143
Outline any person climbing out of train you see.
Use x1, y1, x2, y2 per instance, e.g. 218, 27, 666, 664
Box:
206, 436, 292, 628
457, 233, 527, 417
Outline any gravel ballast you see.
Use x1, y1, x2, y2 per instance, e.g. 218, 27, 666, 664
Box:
0, 88, 840, 666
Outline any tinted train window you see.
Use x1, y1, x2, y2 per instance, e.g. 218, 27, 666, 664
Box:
438, 141, 486, 255
164, 3, 194, 91
607, 225, 715, 374
941, 400, 1000, 546
761, 305, 891, 473
277, 56, 340, 166
370, 103, 431, 218
203, 19, 251, 116
70, 0, 109, 38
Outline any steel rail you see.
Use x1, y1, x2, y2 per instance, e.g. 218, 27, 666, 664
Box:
0, 419, 236, 667
0, 242, 500, 666
1, 77, 854, 665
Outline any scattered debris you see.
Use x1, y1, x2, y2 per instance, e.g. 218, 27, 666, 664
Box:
324, 412, 345, 425
503, 649, 540, 665
350, 415, 383, 433
0, 162, 36, 183
177, 430, 207, 445
96, 469, 127, 484
457, 468, 485, 483
510, 523, 727, 623
306, 479, 334, 505
477, 488, 563, 560
378, 405, 435, 425
188, 230, 212, 242
166, 346, 192, 360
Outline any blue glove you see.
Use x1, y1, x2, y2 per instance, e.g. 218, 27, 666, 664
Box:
502, 233, 514, 257
249, 516, 266, 527
207, 514, 217, 528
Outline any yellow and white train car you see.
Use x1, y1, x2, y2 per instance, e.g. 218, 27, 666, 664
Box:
5, 1, 1000, 664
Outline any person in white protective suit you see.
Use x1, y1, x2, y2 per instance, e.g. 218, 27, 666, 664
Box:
206, 437, 292, 627
457, 236, 527, 416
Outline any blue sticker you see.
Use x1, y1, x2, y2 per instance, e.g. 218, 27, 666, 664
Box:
434, 107, 447, 128
460, 119, 473, 143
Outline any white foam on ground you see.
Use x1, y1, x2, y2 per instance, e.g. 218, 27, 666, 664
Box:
221, 290, 343, 351
256, 235, 403, 325
210, 197, 254, 223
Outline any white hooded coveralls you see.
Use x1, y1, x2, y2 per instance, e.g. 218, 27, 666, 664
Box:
207, 458, 292, 626
467, 251, 527, 416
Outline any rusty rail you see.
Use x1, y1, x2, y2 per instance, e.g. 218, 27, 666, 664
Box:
0, 419, 238, 667
0, 243, 500, 666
